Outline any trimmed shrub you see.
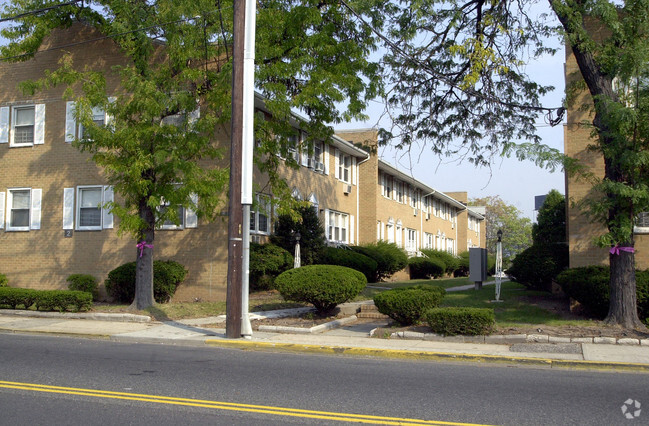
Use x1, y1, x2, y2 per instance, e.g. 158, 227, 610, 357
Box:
0, 288, 37, 309
317, 247, 378, 283
249, 243, 294, 291
0, 288, 91, 312
105, 260, 187, 304
274, 265, 366, 313
508, 243, 569, 291
351, 241, 408, 282
426, 307, 495, 335
373, 286, 446, 325
67, 274, 99, 300
555, 266, 649, 320
0, 273, 8, 287
420, 249, 459, 275
408, 257, 445, 279
35, 290, 93, 312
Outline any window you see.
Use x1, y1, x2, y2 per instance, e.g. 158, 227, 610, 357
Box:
409, 187, 417, 208
382, 173, 392, 199
287, 133, 299, 162
327, 210, 349, 243
78, 187, 102, 229
634, 212, 649, 233
250, 193, 271, 234
424, 232, 433, 249
13, 107, 34, 145
4, 188, 41, 231
395, 180, 404, 203
79, 106, 106, 139
337, 151, 351, 183
73, 186, 114, 231
1, 105, 45, 147
395, 221, 403, 247
159, 200, 185, 230
405, 228, 417, 252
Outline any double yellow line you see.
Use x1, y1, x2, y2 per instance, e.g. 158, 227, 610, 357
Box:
0, 380, 492, 425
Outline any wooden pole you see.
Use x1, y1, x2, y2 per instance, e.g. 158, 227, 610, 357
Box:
226, 0, 245, 338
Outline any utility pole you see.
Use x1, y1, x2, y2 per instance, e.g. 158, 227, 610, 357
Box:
226, 0, 246, 338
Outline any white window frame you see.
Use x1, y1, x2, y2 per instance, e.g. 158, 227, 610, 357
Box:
424, 232, 433, 249
79, 106, 106, 140
6, 188, 36, 231
405, 228, 417, 252
337, 151, 352, 184
382, 173, 393, 199
76, 186, 105, 231
327, 210, 349, 244
159, 201, 185, 230
250, 193, 271, 235
634, 212, 649, 234
395, 221, 403, 247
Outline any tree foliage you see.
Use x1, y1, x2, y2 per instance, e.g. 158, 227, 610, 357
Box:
470, 196, 532, 265
532, 189, 566, 246
1, 0, 383, 309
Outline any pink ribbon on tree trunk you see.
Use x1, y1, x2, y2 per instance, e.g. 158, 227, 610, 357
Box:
610, 245, 635, 256
137, 241, 154, 258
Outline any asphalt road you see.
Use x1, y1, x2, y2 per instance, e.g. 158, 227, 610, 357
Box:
0, 333, 646, 425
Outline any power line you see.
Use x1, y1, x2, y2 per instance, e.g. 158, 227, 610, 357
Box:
0, 1, 81, 24
338, 0, 565, 125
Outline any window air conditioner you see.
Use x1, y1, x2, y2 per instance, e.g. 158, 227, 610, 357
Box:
343, 184, 352, 194
315, 161, 324, 172
413, 208, 417, 216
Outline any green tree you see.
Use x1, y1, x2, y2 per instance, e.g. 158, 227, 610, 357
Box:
271, 205, 326, 266
533, 189, 566, 246
470, 196, 532, 266
1, 0, 382, 309
379, 1, 648, 329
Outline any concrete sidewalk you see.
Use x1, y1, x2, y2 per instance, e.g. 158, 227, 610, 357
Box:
0, 308, 647, 372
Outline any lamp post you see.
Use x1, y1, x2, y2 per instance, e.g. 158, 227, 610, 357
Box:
294, 231, 301, 269
494, 229, 503, 302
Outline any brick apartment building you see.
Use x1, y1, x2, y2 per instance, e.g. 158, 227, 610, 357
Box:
0, 24, 485, 301
564, 19, 649, 269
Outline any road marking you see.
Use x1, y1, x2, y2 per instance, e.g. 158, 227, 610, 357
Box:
0, 380, 493, 426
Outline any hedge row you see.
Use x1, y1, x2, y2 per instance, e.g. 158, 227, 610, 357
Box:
249, 243, 294, 291
426, 307, 495, 336
0, 287, 92, 312
408, 257, 445, 279
317, 247, 378, 283
373, 286, 446, 325
555, 266, 649, 320
351, 241, 408, 282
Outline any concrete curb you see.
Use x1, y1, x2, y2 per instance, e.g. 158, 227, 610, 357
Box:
387, 329, 649, 346
0, 309, 151, 323
202, 338, 649, 372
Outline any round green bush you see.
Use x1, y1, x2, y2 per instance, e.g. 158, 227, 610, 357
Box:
426, 307, 495, 336
408, 257, 444, 279
351, 241, 408, 282
274, 265, 367, 313
66, 274, 99, 300
317, 247, 378, 283
249, 243, 294, 291
373, 285, 446, 325
455, 251, 470, 277
105, 260, 188, 304
0, 273, 8, 287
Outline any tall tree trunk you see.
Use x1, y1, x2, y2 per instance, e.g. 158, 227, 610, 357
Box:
551, 1, 645, 329
131, 200, 155, 310
607, 250, 643, 328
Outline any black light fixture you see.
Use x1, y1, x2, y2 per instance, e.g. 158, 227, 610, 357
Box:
497, 229, 503, 242
295, 231, 301, 242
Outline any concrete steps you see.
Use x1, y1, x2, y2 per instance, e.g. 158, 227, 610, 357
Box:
356, 303, 389, 319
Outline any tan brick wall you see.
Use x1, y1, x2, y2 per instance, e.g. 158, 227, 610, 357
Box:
564, 19, 649, 269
